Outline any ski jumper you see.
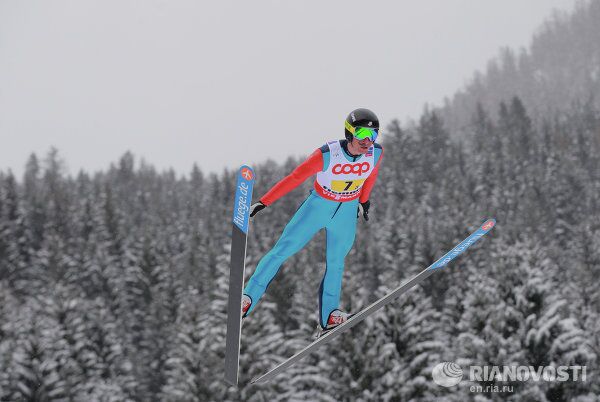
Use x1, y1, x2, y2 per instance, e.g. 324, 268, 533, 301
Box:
243, 139, 384, 328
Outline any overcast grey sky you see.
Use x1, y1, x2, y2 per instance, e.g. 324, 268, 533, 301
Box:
0, 0, 577, 179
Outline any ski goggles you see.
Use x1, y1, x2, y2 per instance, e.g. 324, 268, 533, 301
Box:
345, 120, 379, 142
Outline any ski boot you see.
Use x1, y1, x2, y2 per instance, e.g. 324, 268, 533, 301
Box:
315, 309, 355, 338
241, 294, 252, 318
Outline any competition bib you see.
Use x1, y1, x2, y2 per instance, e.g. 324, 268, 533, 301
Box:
314, 140, 375, 202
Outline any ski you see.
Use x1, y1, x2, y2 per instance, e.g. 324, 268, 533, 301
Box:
224, 165, 256, 386
250, 219, 496, 385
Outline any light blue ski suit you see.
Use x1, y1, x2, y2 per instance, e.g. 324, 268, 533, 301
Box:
244, 140, 383, 328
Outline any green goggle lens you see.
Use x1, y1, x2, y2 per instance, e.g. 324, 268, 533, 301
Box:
353, 126, 378, 142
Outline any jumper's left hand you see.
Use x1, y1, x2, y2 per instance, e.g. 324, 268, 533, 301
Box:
357, 200, 370, 221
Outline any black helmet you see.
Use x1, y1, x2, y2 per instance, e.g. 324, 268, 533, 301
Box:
344, 108, 379, 142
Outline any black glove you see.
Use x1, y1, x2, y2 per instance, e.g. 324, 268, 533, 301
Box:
357, 200, 370, 221
250, 201, 267, 217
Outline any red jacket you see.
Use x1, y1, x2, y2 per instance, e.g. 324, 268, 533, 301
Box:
260, 140, 383, 206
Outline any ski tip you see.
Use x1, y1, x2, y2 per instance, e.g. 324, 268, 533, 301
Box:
238, 165, 255, 182
481, 219, 496, 232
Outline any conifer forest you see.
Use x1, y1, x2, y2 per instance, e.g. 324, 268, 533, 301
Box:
1, 1, 600, 401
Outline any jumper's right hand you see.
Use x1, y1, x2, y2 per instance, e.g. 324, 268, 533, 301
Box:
250, 202, 267, 217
